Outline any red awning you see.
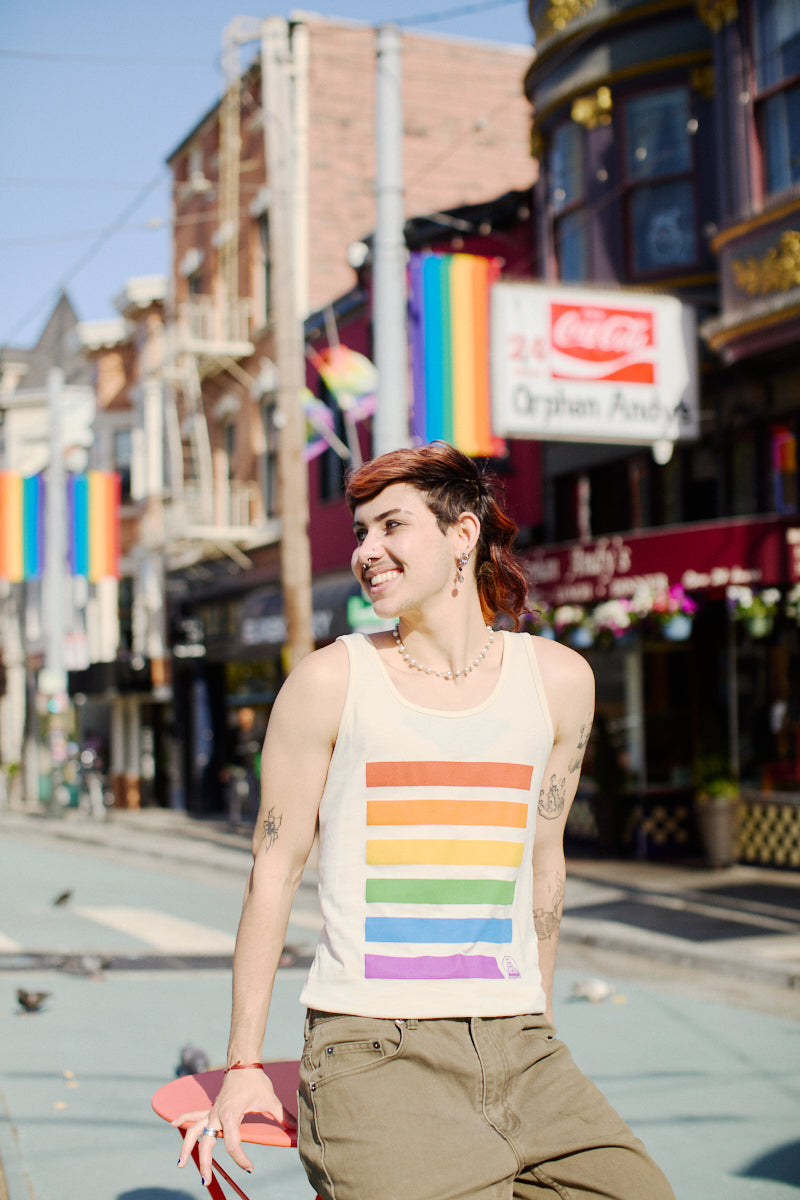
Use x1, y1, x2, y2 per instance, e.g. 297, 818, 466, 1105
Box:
525, 515, 799, 606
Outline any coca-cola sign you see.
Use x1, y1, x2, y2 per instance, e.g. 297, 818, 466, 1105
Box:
551, 303, 655, 384
491, 283, 698, 444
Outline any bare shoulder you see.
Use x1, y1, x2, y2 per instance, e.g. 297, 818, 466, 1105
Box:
268, 639, 350, 742
528, 636, 595, 730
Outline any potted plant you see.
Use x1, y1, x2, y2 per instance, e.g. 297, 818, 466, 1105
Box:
591, 598, 637, 649
693, 756, 741, 868
553, 604, 594, 649
726, 585, 780, 639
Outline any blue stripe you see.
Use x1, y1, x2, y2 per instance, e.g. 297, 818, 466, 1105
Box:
365, 916, 512, 944
422, 256, 445, 441
72, 474, 89, 576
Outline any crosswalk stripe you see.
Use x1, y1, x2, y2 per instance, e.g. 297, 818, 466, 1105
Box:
72, 906, 236, 953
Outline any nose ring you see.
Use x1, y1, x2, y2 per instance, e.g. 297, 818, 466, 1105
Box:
365, 556, 374, 566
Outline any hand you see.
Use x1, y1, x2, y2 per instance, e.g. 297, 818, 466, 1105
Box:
174, 1068, 296, 1185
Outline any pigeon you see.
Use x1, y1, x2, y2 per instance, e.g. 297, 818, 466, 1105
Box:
17, 988, 51, 1013
52, 890, 73, 907
570, 978, 617, 1004
176, 1044, 210, 1077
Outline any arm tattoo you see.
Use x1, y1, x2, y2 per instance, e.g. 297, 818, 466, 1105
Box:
568, 715, 593, 774
262, 807, 282, 850
533, 872, 565, 942
538, 773, 566, 820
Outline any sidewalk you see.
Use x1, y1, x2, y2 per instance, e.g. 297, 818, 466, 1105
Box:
4, 805, 800, 989
1, 806, 799, 1200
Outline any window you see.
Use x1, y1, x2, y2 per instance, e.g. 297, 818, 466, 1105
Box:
113, 428, 133, 502
259, 397, 279, 519
548, 123, 588, 280
317, 382, 347, 504
771, 424, 798, 512
623, 88, 697, 276
754, 0, 800, 192
257, 214, 272, 326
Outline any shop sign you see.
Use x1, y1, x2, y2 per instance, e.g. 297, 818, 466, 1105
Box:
526, 516, 791, 606
788, 527, 800, 583
239, 575, 361, 648
242, 607, 335, 647
490, 282, 699, 444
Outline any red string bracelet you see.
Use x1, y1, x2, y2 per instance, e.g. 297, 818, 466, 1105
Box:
224, 1061, 264, 1074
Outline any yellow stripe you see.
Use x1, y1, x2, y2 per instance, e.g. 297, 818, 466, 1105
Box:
366, 839, 524, 866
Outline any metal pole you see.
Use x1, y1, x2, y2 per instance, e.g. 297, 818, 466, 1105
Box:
261, 17, 314, 669
44, 367, 67, 695
373, 24, 409, 455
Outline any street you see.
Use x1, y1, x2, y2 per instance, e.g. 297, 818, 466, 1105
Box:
1, 812, 799, 1200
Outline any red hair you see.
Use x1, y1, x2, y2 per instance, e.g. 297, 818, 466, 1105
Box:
345, 442, 529, 628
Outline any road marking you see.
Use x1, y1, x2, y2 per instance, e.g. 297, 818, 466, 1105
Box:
0, 932, 22, 952
72, 906, 236, 953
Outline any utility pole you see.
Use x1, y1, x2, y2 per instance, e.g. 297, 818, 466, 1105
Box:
261, 17, 314, 668
44, 367, 67, 699
373, 24, 409, 455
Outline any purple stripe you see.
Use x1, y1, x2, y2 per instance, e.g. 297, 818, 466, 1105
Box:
365, 953, 503, 980
408, 254, 427, 444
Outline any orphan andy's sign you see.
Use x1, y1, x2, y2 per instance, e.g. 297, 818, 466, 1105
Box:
490, 282, 699, 445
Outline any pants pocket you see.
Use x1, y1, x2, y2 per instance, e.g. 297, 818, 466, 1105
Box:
302, 1013, 406, 1089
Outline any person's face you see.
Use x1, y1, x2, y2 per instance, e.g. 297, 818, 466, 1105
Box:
351, 483, 461, 618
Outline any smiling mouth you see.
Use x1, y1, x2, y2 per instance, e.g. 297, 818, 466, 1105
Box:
368, 569, 401, 588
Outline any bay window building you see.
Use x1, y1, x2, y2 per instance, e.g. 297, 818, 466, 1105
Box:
523, 0, 800, 867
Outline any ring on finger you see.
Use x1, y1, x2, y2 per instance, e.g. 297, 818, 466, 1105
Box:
201, 1126, 218, 1138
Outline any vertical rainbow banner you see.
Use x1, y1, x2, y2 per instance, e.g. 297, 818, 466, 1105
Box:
68, 471, 121, 581
408, 252, 505, 457
0, 472, 44, 581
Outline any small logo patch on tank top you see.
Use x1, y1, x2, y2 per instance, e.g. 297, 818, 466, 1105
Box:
501, 955, 521, 978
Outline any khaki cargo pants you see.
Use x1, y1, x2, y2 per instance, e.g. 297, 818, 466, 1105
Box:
298, 1010, 676, 1200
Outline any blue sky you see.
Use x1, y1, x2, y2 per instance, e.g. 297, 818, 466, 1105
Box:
1, 1, 533, 348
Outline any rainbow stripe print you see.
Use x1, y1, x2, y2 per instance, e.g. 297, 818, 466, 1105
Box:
407, 252, 505, 459
0, 472, 44, 581
364, 759, 532, 981
67, 471, 121, 581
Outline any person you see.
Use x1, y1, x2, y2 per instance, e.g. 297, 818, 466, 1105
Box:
176, 442, 675, 1200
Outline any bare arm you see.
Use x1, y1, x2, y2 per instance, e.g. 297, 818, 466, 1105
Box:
176, 641, 348, 1182
531, 641, 595, 1022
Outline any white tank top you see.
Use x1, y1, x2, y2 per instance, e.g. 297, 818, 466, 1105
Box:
299, 630, 554, 1018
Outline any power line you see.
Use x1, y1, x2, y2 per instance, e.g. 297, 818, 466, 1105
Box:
393, 0, 524, 28
2, 168, 168, 345
0, 47, 210, 65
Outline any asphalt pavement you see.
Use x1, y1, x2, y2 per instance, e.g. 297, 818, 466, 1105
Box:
1, 805, 799, 1200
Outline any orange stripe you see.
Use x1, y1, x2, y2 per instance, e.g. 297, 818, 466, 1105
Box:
366, 761, 532, 790
366, 799, 528, 828
0, 472, 23, 581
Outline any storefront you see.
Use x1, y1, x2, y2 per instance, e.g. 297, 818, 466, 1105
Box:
169, 571, 373, 816
525, 516, 800, 866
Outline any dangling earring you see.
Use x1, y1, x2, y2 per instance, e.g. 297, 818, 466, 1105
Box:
457, 552, 469, 584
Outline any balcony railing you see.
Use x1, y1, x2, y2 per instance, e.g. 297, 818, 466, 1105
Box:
162, 480, 277, 548
175, 296, 253, 355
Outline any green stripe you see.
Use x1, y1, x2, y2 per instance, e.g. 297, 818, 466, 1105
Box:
365, 878, 515, 905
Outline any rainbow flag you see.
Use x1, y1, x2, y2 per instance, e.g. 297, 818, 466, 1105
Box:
363, 757, 532, 981
0, 471, 44, 581
68, 471, 121, 581
408, 252, 505, 457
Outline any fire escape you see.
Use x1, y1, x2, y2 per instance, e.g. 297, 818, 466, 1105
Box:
159, 16, 276, 570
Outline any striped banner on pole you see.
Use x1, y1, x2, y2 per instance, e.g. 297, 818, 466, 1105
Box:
68, 471, 121, 581
0, 471, 44, 581
408, 252, 504, 457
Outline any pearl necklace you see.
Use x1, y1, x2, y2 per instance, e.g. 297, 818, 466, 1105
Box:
392, 625, 495, 680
